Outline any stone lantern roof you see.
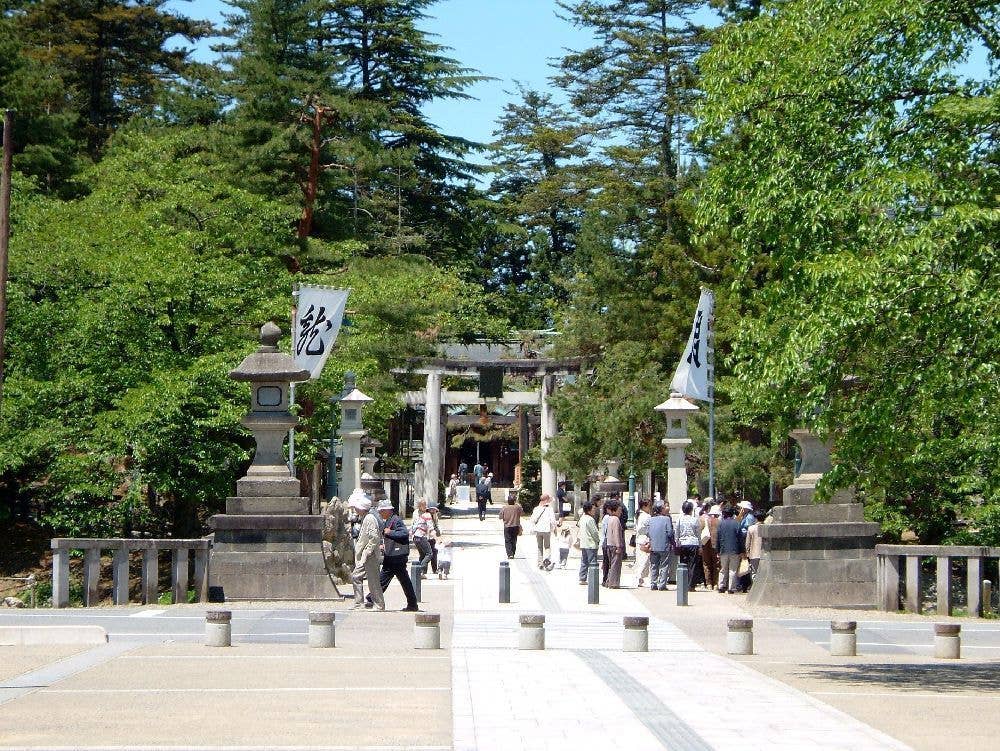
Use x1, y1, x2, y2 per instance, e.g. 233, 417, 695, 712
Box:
229, 322, 310, 383
654, 393, 700, 414
340, 388, 374, 404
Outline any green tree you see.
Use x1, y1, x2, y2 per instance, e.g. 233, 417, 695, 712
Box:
695, 0, 1000, 541
16, 0, 211, 156
486, 86, 589, 325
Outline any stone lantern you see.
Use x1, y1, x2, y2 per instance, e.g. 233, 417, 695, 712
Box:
228, 322, 310, 504
208, 323, 343, 601
337, 377, 373, 496
360, 436, 386, 501
655, 392, 699, 515
594, 460, 627, 500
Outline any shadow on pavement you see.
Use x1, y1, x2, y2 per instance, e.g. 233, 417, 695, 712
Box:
800, 662, 1000, 693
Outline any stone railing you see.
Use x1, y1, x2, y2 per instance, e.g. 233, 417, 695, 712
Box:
876, 544, 1000, 617
51, 538, 211, 608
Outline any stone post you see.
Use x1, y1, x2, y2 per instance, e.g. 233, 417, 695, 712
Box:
83, 548, 100, 607
934, 624, 961, 659
192, 547, 210, 603
830, 621, 857, 656
623, 616, 649, 652
141, 548, 157, 605
519, 614, 545, 650
414, 613, 441, 650
205, 610, 232, 647
112, 546, 130, 606
540, 374, 557, 501
726, 618, 753, 655
51, 545, 69, 609
421, 371, 443, 502
308, 612, 336, 648
171, 548, 189, 604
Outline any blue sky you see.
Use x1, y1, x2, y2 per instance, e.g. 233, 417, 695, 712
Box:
168, 0, 598, 149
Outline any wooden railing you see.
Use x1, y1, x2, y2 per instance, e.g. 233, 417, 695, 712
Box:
876, 544, 1000, 617
51, 538, 211, 608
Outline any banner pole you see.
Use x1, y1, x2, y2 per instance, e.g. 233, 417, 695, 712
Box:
289, 289, 299, 475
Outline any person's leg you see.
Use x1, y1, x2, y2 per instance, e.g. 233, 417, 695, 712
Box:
536, 533, 545, 565
718, 553, 732, 592
429, 539, 438, 573
650, 552, 663, 590
504, 526, 517, 558
559, 548, 569, 566
602, 546, 610, 585
579, 548, 591, 583
351, 559, 366, 606
388, 556, 418, 609
366, 555, 384, 609
607, 547, 622, 587
441, 561, 451, 578
416, 538, 432, 574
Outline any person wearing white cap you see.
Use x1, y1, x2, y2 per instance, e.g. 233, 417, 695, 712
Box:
349, 490, 384, 610
529, 494, 555, 569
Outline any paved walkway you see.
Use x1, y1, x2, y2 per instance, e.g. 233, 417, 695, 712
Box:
443, 500, 910, 751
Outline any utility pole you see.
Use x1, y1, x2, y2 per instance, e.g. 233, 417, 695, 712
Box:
0, 109, 14, 409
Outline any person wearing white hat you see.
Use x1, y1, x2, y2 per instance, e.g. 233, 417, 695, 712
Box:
698, 500, 721, 590
529, 494, 555, 569
349, 490, 384, 610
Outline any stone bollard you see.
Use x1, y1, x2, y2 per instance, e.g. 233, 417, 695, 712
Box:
519, 614, 546, 650
934, 623, 961, 659
308, 612, 336, 648
623, 616, 649, 652
829, 621, 857, 657
587, 561, 600, 605
983, 580, 993, 617
414, 613, 441, 650
676, 563, 689, 606
726, 618, 753, 655
410, 561, 423, 602
499, 560, 511, 604
205, 610, 232, 647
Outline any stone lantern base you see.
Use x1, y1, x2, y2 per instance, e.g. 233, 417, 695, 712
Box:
208, 494, 343, 601
747, 500, 879, 609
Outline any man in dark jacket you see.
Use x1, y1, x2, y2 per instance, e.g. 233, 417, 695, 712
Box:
373, 500, 419, 611
716, 506, 742, 594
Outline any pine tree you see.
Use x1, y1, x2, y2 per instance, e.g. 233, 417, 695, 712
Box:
16, 0, 212, 156
486, 86, 589, 323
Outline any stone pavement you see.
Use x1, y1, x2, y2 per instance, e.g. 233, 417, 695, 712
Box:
2, 496, 999, 750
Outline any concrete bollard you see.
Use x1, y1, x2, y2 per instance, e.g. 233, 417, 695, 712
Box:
983, 580, 993, 617
676, 563, 689, 606
519, 614, 545, 650
934, 623, 961, 659
587, 561, 600, 605
308, 612, 336, 648
726, 618, 753, 655
623, 616, 649, 652
410, 561, 422, 602
205, 610, 232, 647
829, 621, 857, 657
414, 613, 441, 650
499, 560, 511, 604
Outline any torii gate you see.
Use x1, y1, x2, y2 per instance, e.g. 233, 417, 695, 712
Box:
401, 357, 587, 503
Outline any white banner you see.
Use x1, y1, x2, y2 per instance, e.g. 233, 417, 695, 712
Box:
670, 288, 714, 402
293, 286, 350, 379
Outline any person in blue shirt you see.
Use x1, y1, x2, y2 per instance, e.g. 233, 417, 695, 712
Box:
647, 503, 675, 591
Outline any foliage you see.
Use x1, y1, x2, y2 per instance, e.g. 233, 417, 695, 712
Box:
695, 0, 1000, 541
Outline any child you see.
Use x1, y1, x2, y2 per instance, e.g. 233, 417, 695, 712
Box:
556, 512, 573, 568
437, 537, 453, 579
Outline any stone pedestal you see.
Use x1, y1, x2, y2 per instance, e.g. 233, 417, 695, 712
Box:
747, 430, 879, 609
208, 323, 342, 601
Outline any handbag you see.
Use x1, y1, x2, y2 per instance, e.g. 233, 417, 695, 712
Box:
516, 524, 523, 536
629, 534, 637, 548
640, 540, 651, 553
700, 521, 710, 545
738, 556, 751, 577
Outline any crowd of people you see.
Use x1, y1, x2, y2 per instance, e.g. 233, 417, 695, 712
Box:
343, 480, 764, 614
500, 489, 764, 595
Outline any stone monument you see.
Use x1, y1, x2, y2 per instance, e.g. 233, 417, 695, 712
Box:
209, 322, 344, 600
747, 429, 879, 608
